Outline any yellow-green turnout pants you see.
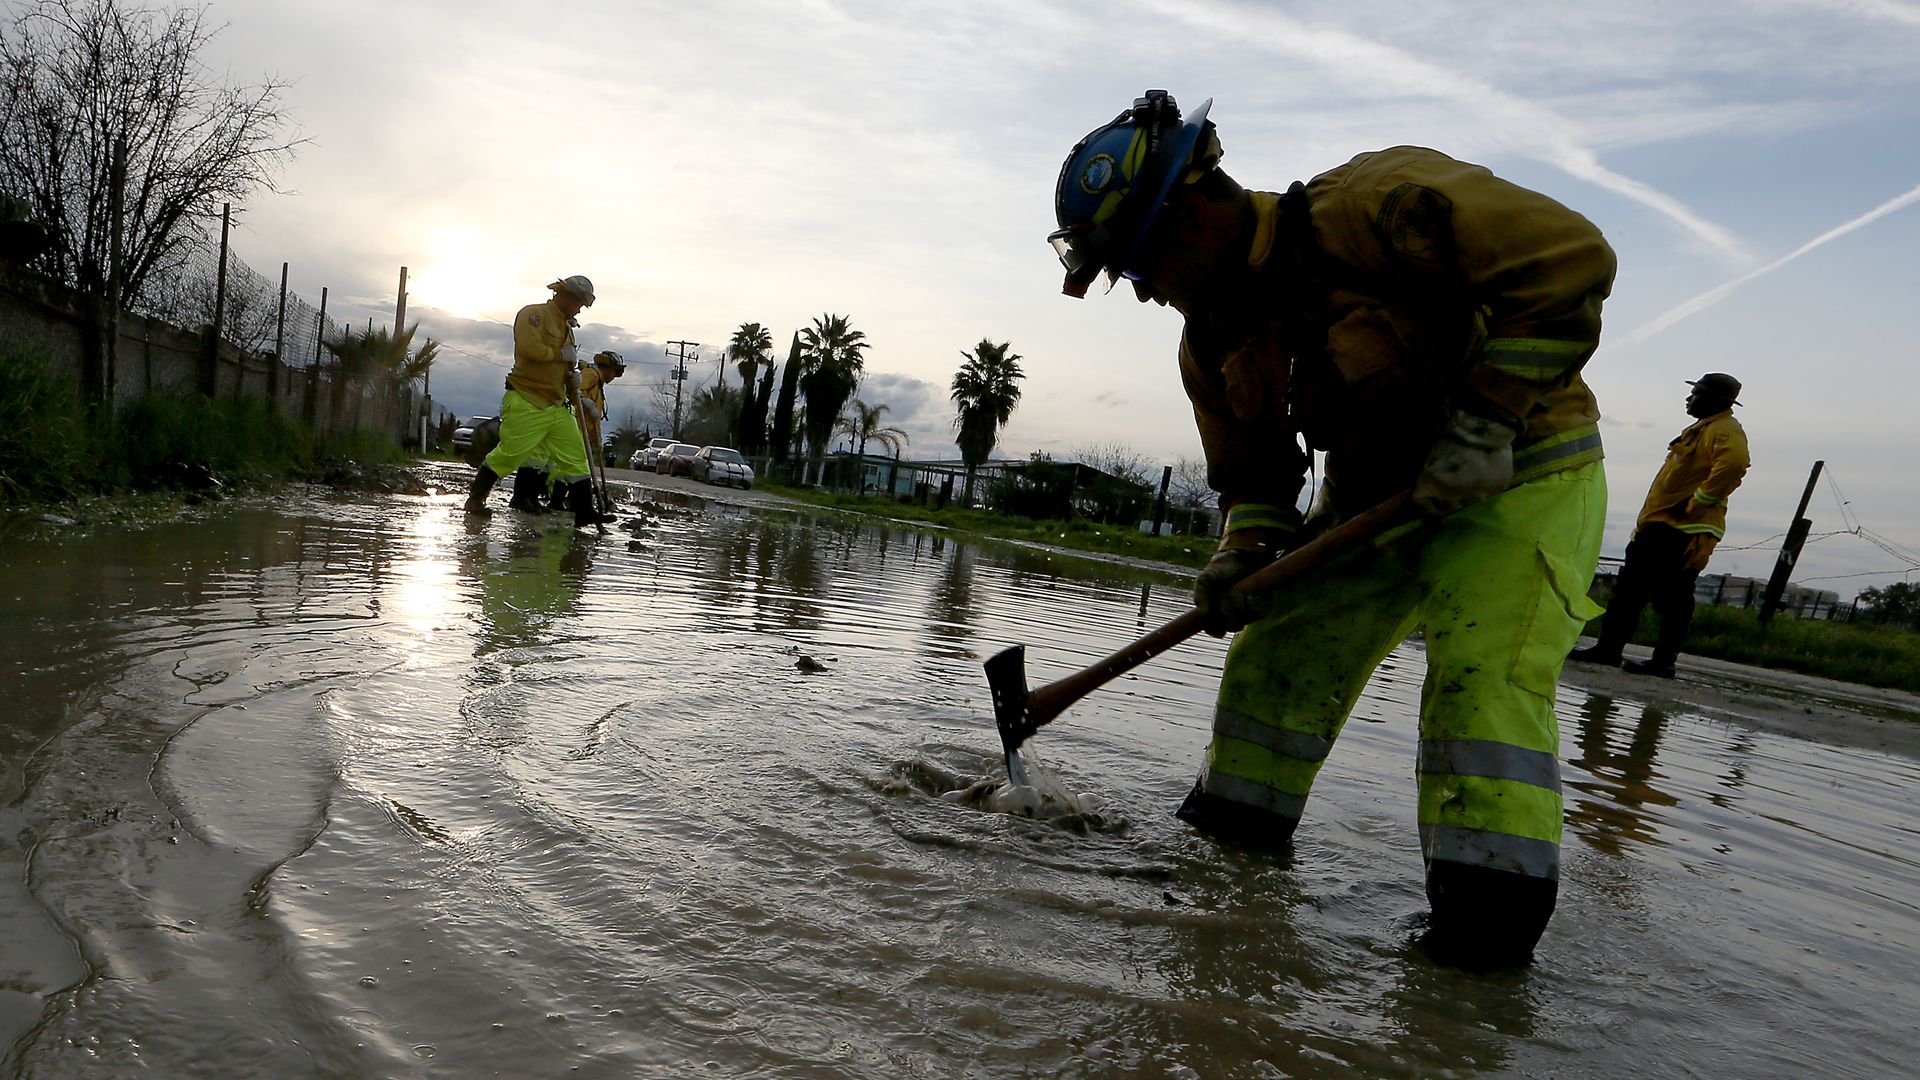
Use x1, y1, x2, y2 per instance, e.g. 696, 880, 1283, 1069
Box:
1188, 463, 1605, 967
483, 389, 593, 484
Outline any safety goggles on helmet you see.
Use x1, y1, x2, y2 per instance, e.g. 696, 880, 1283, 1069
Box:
1050, 90, 1215, 298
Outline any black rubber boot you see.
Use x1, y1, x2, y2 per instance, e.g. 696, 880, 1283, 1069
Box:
1420, 859, 1558, 971
1623, 654, 1677, 678
463, 465, 500, 516
1567, 642, 1623, 666
508, 467, 550, 513
547, 479, 568, 512
568, 478, 617, 529
1174, 780, 1299, 854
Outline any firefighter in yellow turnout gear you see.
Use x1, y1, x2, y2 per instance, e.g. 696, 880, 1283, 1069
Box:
463, 275, 615, 528
1050, 92, 1617, 969
1570, 373, 1750, 677
579, 350, 624, 453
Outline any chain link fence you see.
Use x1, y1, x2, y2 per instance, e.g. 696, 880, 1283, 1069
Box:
132, 220, 347, 369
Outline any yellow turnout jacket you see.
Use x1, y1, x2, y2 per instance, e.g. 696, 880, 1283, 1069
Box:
579, 365, 608, 446
1637, 410, 1750, 541
1179, 146, 1618, 538
507, 300, 577, 407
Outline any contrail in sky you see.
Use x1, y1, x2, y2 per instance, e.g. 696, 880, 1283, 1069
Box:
1619, 182, 1920, 345
1156, 0, 1751, 264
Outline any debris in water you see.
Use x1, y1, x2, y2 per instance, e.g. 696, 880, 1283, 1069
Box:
795, 655, 830, 674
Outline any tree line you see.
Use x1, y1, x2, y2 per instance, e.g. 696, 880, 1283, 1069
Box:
610, 315, 1028, 496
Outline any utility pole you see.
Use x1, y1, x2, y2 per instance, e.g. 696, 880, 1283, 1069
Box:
394, 265, 408, 335
397, 266, 424, 449
666, 339, 698, 439
1759, 460, 1824, 625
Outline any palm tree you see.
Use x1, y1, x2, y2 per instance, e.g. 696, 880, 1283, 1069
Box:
837, 399, 909, 460
798, 313, 868, 485
837, 399, 910, 497
726, 321, 772, 435
322, 323, 440, 431
951, 338, 1024, 501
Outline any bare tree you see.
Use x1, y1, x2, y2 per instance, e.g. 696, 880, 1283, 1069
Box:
1168, 455, 1219, 534
640, 378, 679, 438
1070, 441, 1155, 487
0, 0, 300, 310
1168, 456, 1214, 510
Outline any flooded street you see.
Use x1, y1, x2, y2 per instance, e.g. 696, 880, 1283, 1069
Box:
3, 461, 1917, 1078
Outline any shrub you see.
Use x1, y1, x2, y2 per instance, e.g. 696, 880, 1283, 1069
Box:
0, 336, 98, 503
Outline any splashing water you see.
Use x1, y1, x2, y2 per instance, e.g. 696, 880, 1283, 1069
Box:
940, 744, 1100, 820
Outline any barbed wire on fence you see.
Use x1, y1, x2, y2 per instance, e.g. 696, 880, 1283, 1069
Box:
126, 217, 348, 369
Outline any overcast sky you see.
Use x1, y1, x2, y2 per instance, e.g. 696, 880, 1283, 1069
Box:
199, 0, 1919, 597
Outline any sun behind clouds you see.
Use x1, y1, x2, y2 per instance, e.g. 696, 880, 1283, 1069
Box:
410, 227, 524, 323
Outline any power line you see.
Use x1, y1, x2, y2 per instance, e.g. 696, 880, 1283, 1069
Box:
1801, 568, 1920, 583
436, 341, 509, 369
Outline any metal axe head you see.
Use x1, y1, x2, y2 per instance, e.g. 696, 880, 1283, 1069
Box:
984, 645, 1035, 766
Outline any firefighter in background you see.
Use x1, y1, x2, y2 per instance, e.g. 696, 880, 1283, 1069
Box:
1049, 91, 1617, 969
580, 349, 625, 464
1570, 373, 1750, 678
462, 275, 616, 528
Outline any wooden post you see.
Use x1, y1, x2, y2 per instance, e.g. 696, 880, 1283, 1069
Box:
270, 262, 287, 410
1759, 460, 1824, 625
1150, 464, 1173, 536
208, 203, 230, 396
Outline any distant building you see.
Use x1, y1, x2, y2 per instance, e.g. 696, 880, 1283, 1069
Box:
1587, 559, 1846, 620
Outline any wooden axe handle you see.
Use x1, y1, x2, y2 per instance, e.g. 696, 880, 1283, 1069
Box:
1023, 491, 1419, 729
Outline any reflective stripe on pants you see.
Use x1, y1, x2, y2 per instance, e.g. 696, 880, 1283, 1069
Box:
1197, 462, 1607, 880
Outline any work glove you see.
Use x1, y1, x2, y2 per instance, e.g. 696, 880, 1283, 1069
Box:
560, 341, 578, 366
564, 365, 582, 395
1413, 409, 1517, 515
1192, 527, 1290, 638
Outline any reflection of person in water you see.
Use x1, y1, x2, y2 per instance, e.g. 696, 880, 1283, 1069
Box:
1141, 881, 1532, 1076
466, 527, 596, 658
1564, 693, 1677, 858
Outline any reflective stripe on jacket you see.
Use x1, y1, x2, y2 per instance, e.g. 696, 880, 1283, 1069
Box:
1637, 410, 1749, 539
1180, 146, 1617, 529
506, 300, 576, 407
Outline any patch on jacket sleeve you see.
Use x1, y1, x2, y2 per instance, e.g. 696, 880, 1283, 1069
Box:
1376, 182, 1453, 263
527, 311, 542, 327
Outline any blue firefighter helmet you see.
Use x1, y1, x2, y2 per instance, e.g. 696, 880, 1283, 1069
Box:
1049, 90, 1216, 297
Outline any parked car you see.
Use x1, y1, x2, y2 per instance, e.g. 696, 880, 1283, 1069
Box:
654, 442, 700, 476
630, 436, 675, 470
451, 416, 498, 464
690, 446, 754, 489
450, 415, 492, 452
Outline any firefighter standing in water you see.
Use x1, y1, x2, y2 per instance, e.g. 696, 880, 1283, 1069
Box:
1569, 373, 1750, 677
579, 349, 625, 464
1049, 91, 1617, 969
463, 275, 616, 528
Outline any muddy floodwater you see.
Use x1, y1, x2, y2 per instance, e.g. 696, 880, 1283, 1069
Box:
3, 462, 1917, 1078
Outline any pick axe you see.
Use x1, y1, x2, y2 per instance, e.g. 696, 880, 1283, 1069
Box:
568, 384, 614, 515
986, 490, 1417, 773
